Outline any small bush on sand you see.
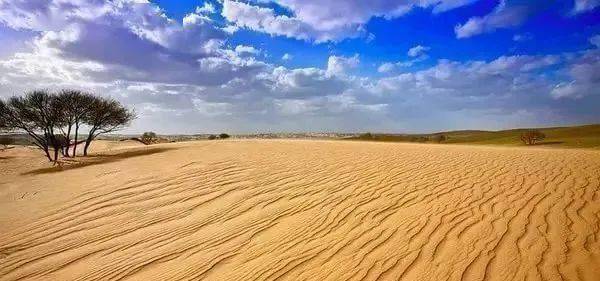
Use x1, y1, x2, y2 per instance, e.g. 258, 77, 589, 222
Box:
208, 134, 217, 140
520, 130, 545, 145
433, 134, 447, 143
219, 133, 230, 139
141, 132, 158, 144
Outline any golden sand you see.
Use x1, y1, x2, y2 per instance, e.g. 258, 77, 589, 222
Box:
1, 140, 599, 280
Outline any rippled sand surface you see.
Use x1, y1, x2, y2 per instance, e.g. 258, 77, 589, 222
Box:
1, 140, 599, 280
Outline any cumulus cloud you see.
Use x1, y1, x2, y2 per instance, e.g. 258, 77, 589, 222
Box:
326, 55, 360, 76
0, 0, 597, 132
551, 50, 600, 99
221, 0, 350, 42
455, 1, 529, 38
222, 0, 479, 42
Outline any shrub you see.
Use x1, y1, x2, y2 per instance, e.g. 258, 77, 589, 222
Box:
359, 132, 373, 139
219, 133, 230, 139
520, 130, 545, 145
141, 132, 158, 144
208, 134, 217, 140
433, 134, 447, 143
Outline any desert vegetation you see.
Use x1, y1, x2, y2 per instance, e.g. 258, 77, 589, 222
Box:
520, 129, 546, 145
141, 132, 158, 144
0, 89, 135, 162
349, 124, 600, 149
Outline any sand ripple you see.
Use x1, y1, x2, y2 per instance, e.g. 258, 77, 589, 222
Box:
0, 140, 599, 280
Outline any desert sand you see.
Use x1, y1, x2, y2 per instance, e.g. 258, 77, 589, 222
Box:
0, 140, 599, 280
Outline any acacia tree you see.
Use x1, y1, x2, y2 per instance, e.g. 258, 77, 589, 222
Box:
82, 97, 135, 156
1, 91, 64, 161
56, 90, 95, 157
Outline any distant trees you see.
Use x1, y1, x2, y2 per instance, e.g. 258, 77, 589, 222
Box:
219, 133, 230, 139
520, 130, 545, 145
207, 134, 217, 140
0, 89, 135, 162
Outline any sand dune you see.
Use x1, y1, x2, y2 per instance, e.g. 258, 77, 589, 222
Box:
1, 140, 599, 280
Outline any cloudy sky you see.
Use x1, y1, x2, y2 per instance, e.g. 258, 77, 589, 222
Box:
0, 0, 598, 134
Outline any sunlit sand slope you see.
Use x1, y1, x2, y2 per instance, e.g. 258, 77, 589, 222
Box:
1, 140, 599, 280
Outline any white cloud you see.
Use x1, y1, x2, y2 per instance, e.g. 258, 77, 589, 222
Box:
377, 63, 396, 73
551, 51, 600, 99
222, 0, 479, 42
326, 55, 360, 76
407, 45, 430, 58
455, 1, 529, 38
196, 2, 216, 14
221, 0, 346, 42
235, 45, 260, 55
282, 53, 293, 60
0, 0, 597, 132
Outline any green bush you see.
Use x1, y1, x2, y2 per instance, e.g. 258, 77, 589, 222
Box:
141, 131, 157, 144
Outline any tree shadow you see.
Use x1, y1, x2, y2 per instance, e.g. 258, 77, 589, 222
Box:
534, 141, 565, 146
23, 147, 176, 175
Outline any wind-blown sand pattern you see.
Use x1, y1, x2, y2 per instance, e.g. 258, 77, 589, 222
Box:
1, 140, 599, 280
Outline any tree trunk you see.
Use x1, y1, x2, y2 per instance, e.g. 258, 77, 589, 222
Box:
83, 128, 97, 156
72, 124, 79, 157
83, 137, 92, 156
43, 147, 52, 162
64, 123, 73, 157
53, 146, 59, 162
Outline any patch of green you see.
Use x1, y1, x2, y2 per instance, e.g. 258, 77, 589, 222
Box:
350, 124, 600, 149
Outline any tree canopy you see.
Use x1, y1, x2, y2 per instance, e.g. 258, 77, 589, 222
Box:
0, 89, 135, 161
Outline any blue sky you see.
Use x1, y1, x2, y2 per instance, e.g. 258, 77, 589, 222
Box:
0, 0, 598, 133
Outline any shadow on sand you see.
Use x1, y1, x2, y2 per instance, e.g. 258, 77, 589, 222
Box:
533, 141, 565, 146
24, 147, 176, 175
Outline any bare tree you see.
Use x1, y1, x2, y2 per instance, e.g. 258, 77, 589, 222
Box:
520, 130, 545, 145
82, 97, 135, 156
